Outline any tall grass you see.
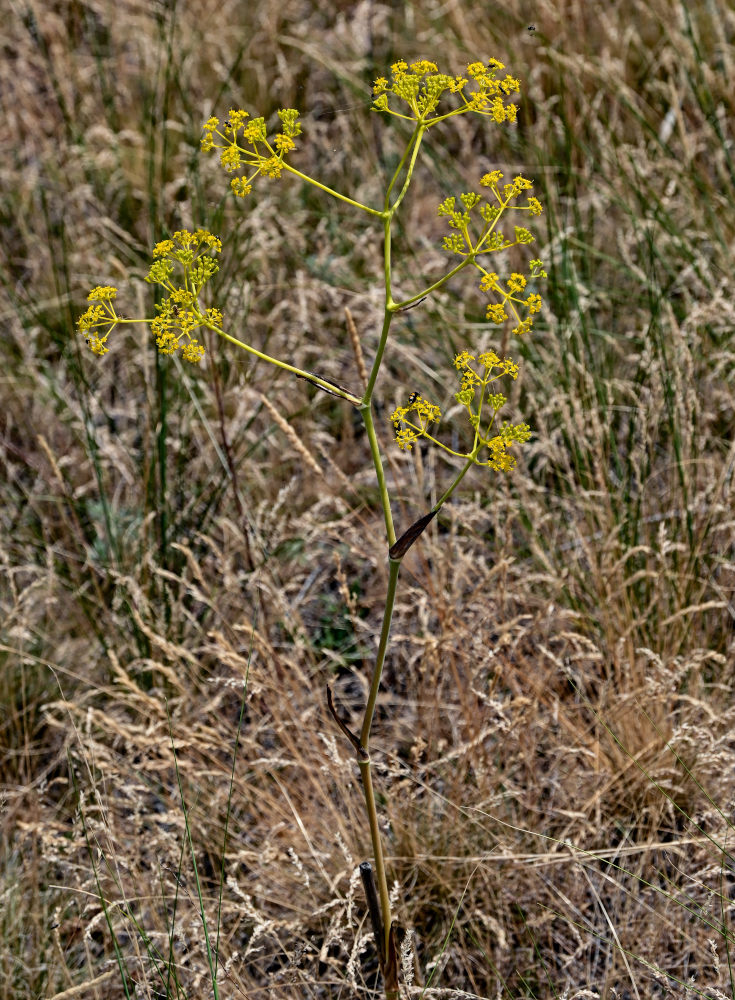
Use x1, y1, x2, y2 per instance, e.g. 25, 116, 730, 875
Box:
1, 1, 734, 997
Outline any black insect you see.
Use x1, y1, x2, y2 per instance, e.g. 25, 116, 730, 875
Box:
528, 24, 536, 31
408, 392, 420, 406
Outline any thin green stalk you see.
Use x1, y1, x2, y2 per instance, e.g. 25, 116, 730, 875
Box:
394, 254, 473, 309
433, 455, 476, 510
112, 312, 364, 405
360, 400, 396, 546
358, 756, 395, 981
358, 557, 402, 988
210, 325, 362, 406
360, 558, 401, 749
387, 123, 427, 211
364, 123, 427, 403
169, 714, 221, 1000
282, 162, 385, 218
362, 290, 395, 403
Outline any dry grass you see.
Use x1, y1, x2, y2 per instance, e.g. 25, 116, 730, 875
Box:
2, 0, 735, 997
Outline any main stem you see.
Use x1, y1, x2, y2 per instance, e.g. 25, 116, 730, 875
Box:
352, 125, 430, 997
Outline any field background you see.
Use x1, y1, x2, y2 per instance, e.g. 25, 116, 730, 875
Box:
2, 0, 735, 997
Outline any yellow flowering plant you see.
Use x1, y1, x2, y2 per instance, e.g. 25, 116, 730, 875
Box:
77, 58, 545, 1000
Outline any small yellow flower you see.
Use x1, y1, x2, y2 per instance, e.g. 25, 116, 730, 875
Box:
77, 303, 105, 331
467, 61, 490, 77
152, 239, 175, 258
181, 341, 205, 364
410, 60, 438, 76
479, 272, 499, 291
454, 350, 474, 369
220, 145, 242, 173
488, 96, 509, 123
476, 351, 500, 368
239, 117, 265, 143
85, 332, 110, 357
259, 156, 283, 179
513, 317, 533, 336
507, 273, 527, 293
481, 170, 503, 188
486, 303, 508, 323
273, 134, 296, 153
395, 428, 417, 450
227, 109, 249, 130
231, 177, 253, 197
77, 290, 118, 358
513, 226, 534, 244
87, 285, 117, 302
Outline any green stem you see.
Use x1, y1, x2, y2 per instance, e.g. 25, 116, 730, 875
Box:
358, 556, 401, 973
358, 756, 394, 972
385, 122, 423, 205
433, 454, 476, 509
349, 126, 434, 995
360, 402, 396, 547
361, 558, 401, 749
362, 122, 428, 403
387, 123, 426, 212
394, 254, 474, 309
208, 325, 362, 405
282, 162, 384, 217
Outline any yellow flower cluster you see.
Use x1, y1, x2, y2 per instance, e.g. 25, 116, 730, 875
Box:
201, 107, 302, 199
143, 229, 223, 362
389, 394, 442, 451
453, 351, 530, 472
438, 172, 547, 337
389, 353, 530, 471
77, 229, 225, 365
76, 286, 119, 357
373, 58, 520, 125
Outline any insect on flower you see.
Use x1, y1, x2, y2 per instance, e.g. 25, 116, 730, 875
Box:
408, 392, 420, 406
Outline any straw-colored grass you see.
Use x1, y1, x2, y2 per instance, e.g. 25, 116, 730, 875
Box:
2, 1, 734, 997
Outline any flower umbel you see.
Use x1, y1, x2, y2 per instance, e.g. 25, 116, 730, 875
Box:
201, 107, 302, 199
77, 229, 224, 363
439, 173, 546, 337
76, 286, 119, 356
373, 58, 520, 125
452, 350, 530, 471
390, 394, 442, 451
391, 353, 530, 472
